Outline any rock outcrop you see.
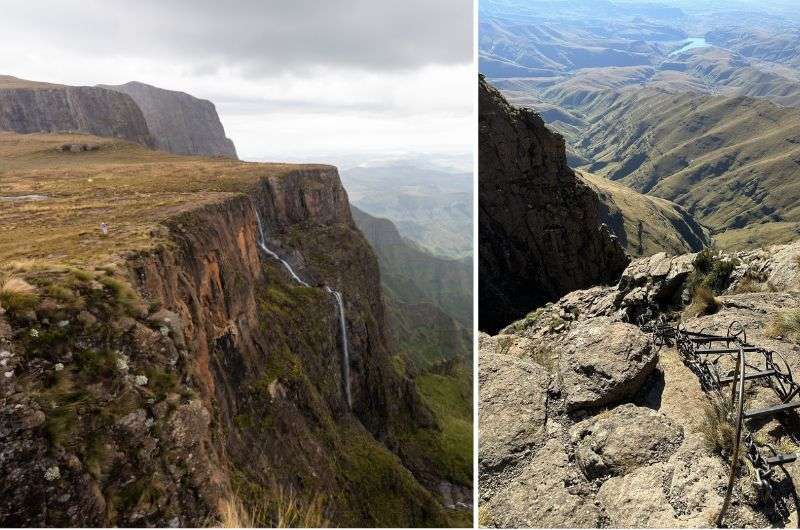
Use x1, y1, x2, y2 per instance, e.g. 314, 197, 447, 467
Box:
101, 81, 237, 158
0, 76, 154, 147
480, 239, 800, 528
558, 318, 656, 410
479, 75, 629, 333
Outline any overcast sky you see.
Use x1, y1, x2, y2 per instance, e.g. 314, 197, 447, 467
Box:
0, 0, 474, 169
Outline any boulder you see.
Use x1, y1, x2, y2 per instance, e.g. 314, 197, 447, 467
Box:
597, 434, 761, 527
479, 353, 549, 470
482, 438, 603, 528
616, 252, 696, 317
570, 403, 683, 480
558, 317, 656, 410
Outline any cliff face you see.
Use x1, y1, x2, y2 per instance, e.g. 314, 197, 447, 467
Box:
0, 136, 455, 527
0, 76, 154, 147
101, 82, 237, 158
479, 75, 629, 333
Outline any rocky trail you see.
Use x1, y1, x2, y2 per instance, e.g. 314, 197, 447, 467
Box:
480, 242, 800, 528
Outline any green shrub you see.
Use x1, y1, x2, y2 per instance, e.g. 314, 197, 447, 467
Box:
688, 249, 736, 295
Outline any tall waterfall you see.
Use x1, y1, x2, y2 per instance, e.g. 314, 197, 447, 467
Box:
327, 287, 352, 408
254, 208, 310, 287
253, 206, 352, 408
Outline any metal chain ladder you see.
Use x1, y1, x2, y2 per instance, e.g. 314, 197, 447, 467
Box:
643, 316, 800, 526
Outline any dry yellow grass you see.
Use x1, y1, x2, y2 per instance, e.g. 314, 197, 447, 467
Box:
220, 487, 329, 528
0, 273, 39, 313
683, 286, 720, 318
767, 308, 800, 341
0, 132, 328, 270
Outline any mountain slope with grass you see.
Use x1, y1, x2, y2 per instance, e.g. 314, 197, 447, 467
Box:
579, 170, 711, 257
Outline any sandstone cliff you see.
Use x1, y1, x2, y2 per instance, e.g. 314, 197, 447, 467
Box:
101, 81, 237, 158
0, 133, 461, 527
0, 76, 154, 148
479, 75, 629, 333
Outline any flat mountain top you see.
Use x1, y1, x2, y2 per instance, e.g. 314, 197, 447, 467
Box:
0, 132, 326, 267
0, 75, 67, 89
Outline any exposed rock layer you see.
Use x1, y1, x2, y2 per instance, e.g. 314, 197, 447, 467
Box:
480, 241, 800, 528
0, 152, 455, 526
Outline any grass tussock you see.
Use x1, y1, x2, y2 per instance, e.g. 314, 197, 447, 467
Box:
220, 495, 260, 528
700, 393, 737, 457
767, 308, 800, 342
221, 486, 329, 528
684, 286, 720, 318
0, 274, 39, 314
274, 487, 328, 528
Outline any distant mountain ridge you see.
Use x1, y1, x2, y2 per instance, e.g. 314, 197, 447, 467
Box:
0, 75, 154, 148
341, 164, 472, 259
351, 206, 471, 368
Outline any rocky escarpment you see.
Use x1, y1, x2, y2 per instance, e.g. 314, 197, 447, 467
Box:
101, 82, 237, 158
479, 75, 629, 334
480, 240, 800, 528
0, 76, 154, 148
0, 139, 460, 527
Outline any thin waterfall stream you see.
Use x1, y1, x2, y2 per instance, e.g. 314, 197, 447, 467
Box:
253, 207, 352, 408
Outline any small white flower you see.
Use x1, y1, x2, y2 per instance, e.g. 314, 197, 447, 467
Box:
0, 350, 12, 358
159, 326, 170, 337
134, 375, 148, 386
44, 466, 60, 481
3, 370, 13, 378
0, 359, 6, 367
58, 320, 70, 328
145, 417, 155, 429
54, 363, 64, 372
115, 354, 130, 372
30, 329, 39, 338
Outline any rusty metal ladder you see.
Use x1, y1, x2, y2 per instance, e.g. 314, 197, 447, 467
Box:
645, 316, 800, 526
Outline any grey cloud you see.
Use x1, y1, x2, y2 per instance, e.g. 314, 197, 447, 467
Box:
2, 0, 473, 74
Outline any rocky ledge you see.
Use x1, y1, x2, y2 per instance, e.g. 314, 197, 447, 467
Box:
480, 240, 800, 528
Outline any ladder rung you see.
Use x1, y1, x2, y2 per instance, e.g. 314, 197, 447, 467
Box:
689, 336, 732, 343
744, 401, 800, 419
766, 453, 799, 466
719, 369, 776, 384
696, 347, 761, 355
